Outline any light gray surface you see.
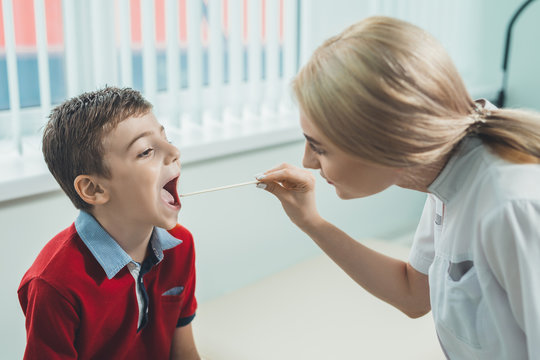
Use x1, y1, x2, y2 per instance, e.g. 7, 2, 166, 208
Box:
194, 238, 444, 360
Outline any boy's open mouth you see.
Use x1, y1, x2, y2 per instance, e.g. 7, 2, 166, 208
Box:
161, 176, 180, 207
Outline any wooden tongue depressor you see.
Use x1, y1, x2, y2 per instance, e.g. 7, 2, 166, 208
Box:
179, 180, 261, 197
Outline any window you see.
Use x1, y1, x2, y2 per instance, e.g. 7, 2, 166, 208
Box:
0, 0, 301, 201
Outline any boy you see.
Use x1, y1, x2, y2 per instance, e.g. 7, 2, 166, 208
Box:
18, 87, 200, 359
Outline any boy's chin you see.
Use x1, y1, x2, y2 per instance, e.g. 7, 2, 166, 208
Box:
161, 214, 180, 230
164, 223, 177, 231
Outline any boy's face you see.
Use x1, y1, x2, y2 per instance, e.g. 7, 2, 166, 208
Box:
98, 112, 181, 230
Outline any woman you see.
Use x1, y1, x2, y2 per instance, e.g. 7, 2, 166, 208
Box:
256, 16, 540, 359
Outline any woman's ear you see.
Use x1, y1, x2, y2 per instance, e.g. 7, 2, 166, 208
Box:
74, 175, 109, 206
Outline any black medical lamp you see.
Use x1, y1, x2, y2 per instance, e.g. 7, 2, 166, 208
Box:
496, 0, 537, 107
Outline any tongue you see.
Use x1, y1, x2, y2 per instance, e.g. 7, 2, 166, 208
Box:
161, 188, 175, 205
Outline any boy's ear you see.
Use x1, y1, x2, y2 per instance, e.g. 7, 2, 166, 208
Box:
74, 175, 110, 206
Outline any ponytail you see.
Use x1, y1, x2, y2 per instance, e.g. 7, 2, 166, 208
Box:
474, 107, 540, 163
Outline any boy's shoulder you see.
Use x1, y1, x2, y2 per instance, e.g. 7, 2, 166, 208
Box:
19, 223, 94, 292
163, 224, 196, 264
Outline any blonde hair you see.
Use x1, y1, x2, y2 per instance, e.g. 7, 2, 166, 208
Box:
292, 16, 540, 166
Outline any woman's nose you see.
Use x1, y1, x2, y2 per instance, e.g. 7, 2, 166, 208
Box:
302, 143, 319, 169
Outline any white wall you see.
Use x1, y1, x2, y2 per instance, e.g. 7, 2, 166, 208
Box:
303, 0, 539, 104
505, 0, 540, 109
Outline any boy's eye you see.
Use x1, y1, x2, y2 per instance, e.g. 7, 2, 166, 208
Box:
309, 142, 325, 155
138, 148, 154, 158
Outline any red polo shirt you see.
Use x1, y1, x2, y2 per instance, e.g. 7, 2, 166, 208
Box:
18, 212, 197, 359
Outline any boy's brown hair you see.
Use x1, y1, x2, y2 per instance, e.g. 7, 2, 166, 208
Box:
42, 87, 152, 210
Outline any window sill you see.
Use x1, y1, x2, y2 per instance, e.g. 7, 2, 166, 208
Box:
0, 116, 302, 203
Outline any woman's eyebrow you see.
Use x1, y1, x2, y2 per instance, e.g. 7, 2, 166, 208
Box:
304, 133, 322, 146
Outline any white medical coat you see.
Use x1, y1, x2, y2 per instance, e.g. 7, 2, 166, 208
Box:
409, 135, 540, 359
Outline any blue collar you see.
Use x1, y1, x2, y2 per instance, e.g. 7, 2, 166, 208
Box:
74, 211, 182, 279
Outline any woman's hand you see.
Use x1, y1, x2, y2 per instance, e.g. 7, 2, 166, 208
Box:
258, 164, 431, 318
257, 163, 322, 230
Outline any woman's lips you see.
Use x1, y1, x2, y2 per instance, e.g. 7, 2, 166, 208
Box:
320, 172, 333, 185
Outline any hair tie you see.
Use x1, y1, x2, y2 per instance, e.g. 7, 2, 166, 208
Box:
467, 103, 491, 134
471, 103, 491, 124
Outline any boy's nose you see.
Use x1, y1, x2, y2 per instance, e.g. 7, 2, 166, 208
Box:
165, 141, 181, 164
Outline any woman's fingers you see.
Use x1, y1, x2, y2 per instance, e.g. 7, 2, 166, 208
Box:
256, 163, 320, 229
259, 162, 295, 177
257, 165, 315, 194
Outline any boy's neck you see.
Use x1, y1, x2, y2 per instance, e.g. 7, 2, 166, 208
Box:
90, 209, 153, 263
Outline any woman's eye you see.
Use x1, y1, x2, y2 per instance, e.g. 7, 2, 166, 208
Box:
309, 142, 325, 155
138, 148, 154, 158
